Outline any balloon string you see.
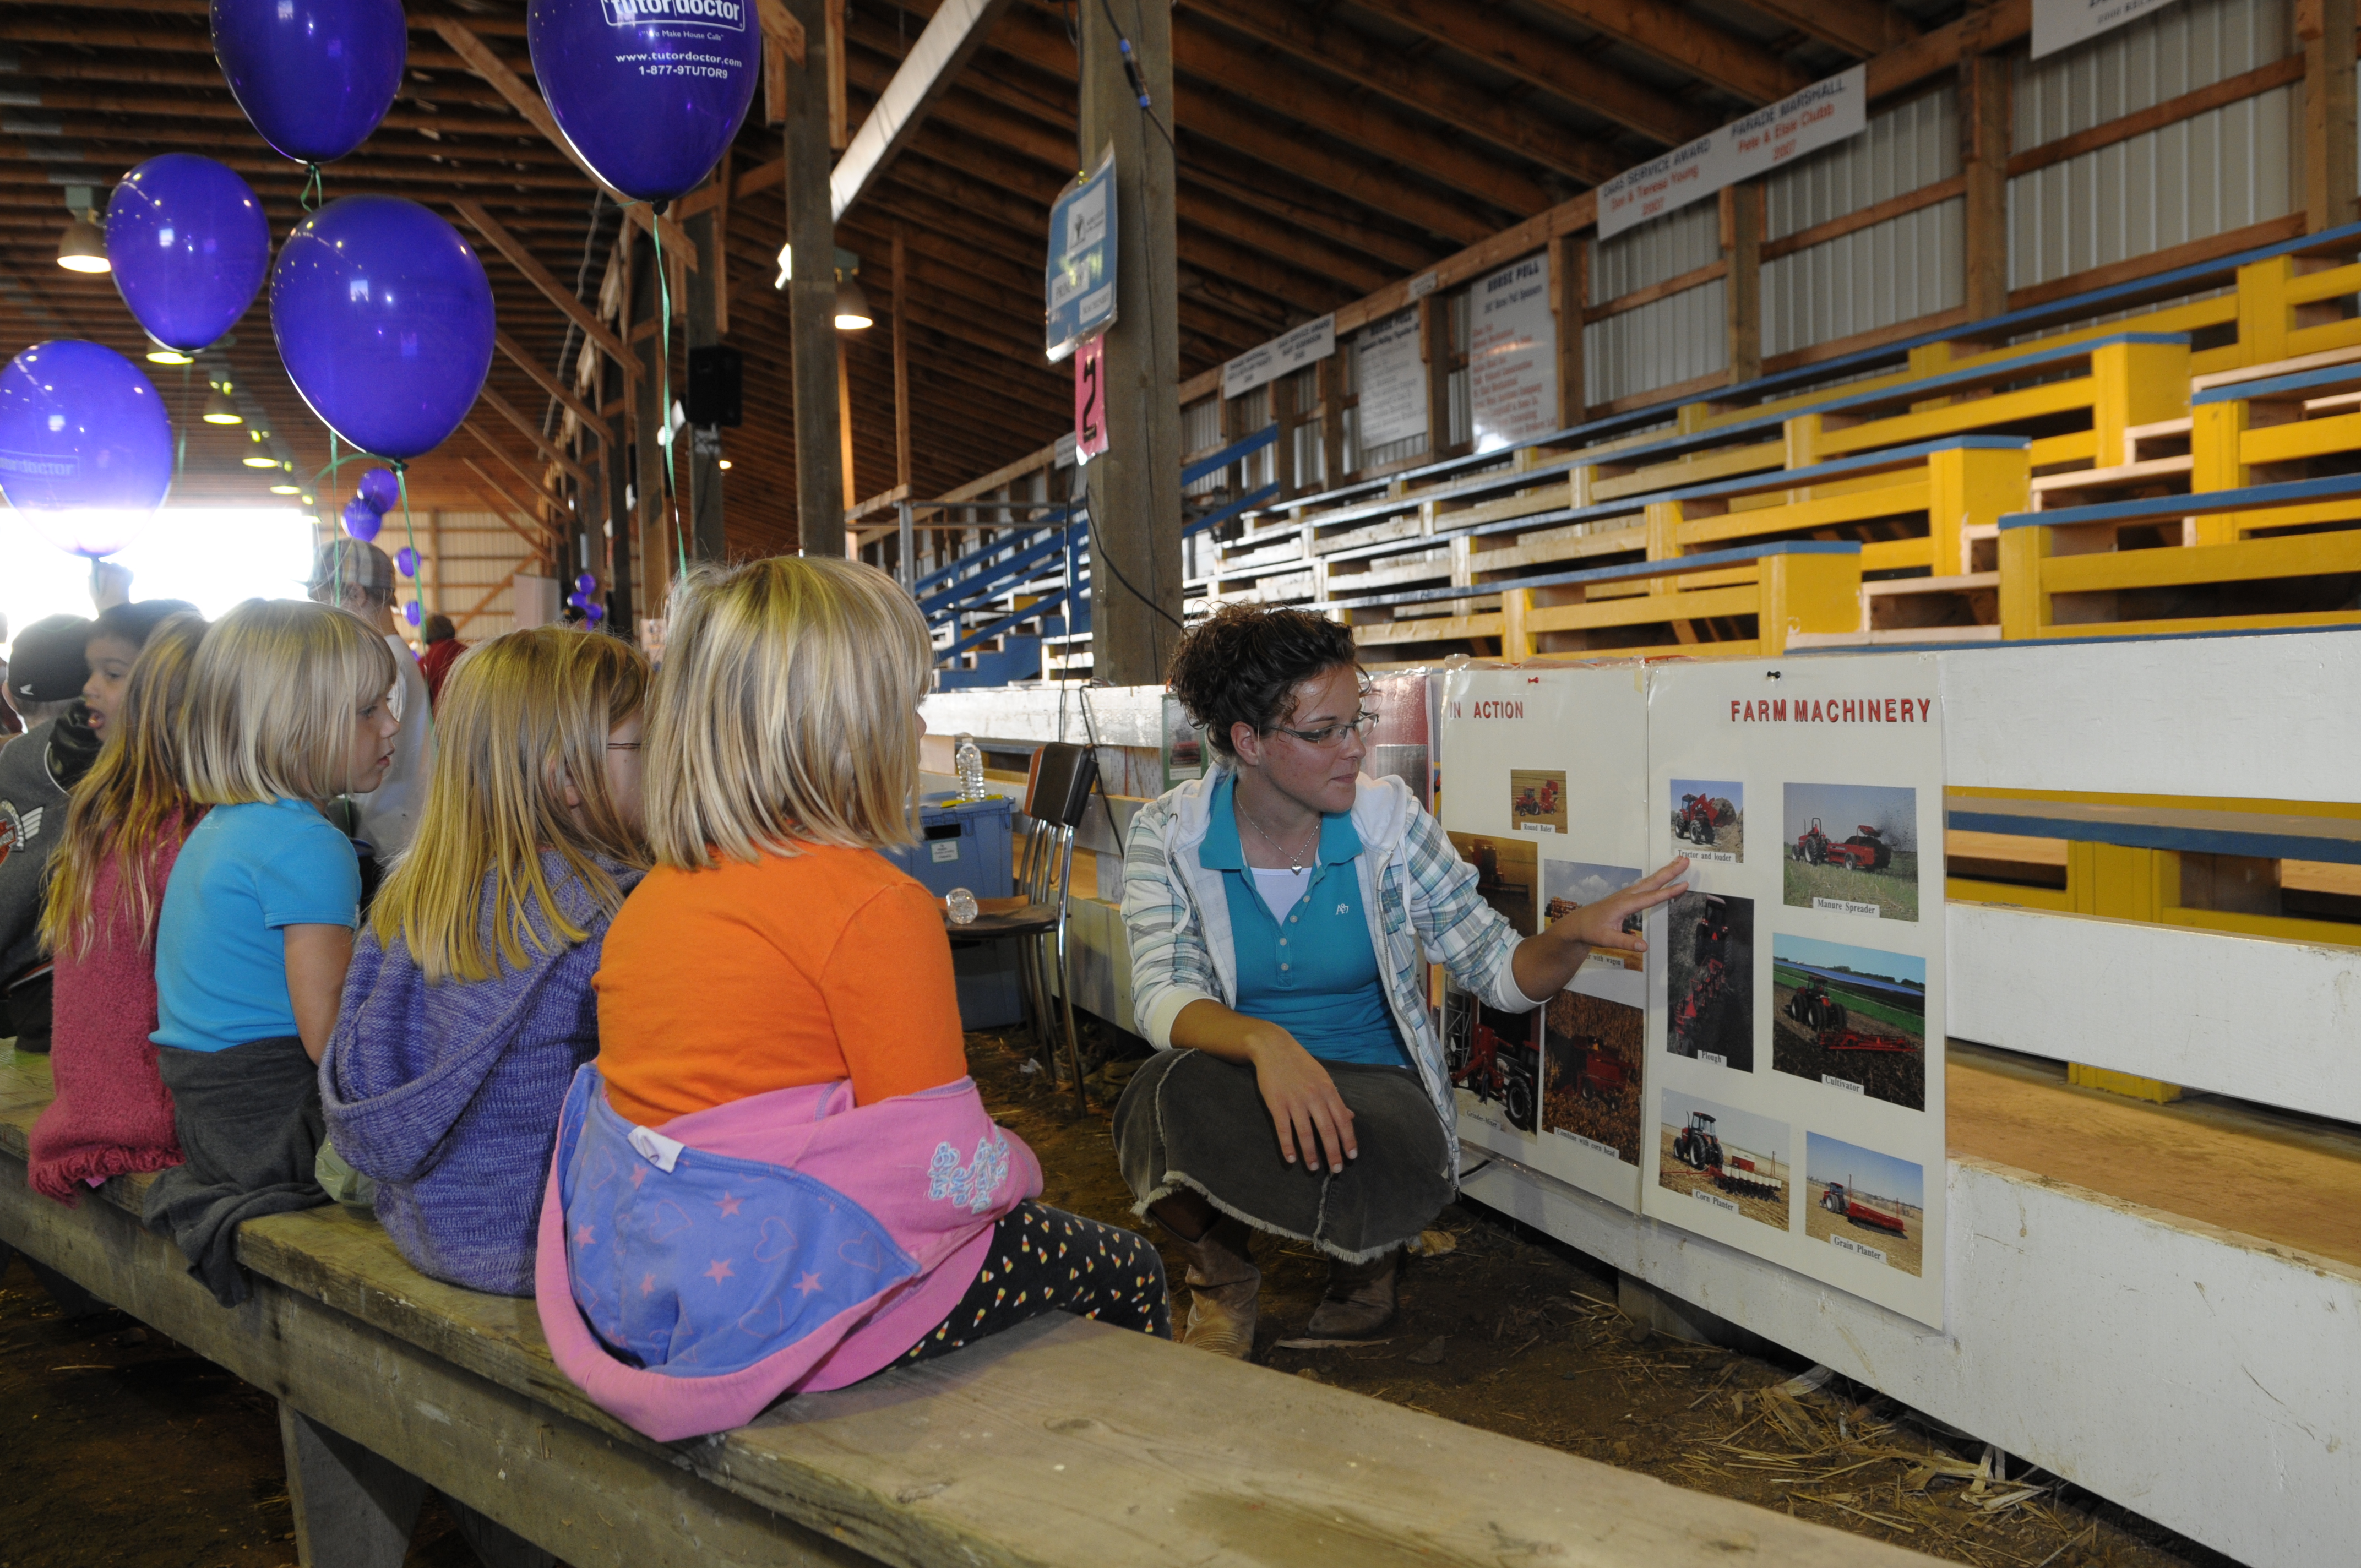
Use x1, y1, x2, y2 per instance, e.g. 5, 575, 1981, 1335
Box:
649, 208, 686, 580
393, 462, 436, 758
301, 164, 323, 213
174, 362, 189, 478
328, 430, 344, 605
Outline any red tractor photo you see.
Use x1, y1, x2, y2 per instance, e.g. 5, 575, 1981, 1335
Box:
1672, 896, 1736, 1057
1673, 792, 1737, 846
1783, 978, 1847, 1032
1792, 818, 1892, 871
1513, 776, 1563, 820
1571, 1044, 1630, 1100
1820, 1179, 1908, 1236
1446, 1006, 1537, 1128
1672, 1111, 1782, 1200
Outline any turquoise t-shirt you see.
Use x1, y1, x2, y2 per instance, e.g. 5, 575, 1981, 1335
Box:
1207, 774, 1407, 1068
153, 798, 360, 1053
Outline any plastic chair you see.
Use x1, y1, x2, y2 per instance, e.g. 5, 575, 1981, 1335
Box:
950, 741, 1100, 1114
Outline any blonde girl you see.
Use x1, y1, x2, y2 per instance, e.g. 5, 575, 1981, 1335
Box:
27, 613, 207, 1201
144, 598, 400, 1308
538, 558, 1162, 1444
319, 627, 651, 1295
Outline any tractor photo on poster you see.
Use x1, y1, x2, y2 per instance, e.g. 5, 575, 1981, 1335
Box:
1445, 985, 1542, 1134
1656, 1088, 1788, 1230
1668, 777, 1743, 862
1541, 988, 1642, 1162
1664, 891, 1754, 1070
1782, 782, 1919, 921
1509, 768, 1569, 832
1804, 1132, 1925, 1276
1449, 830, 1537, 934
1542, 860, 1644, 971
1770, 933, 1926, 1110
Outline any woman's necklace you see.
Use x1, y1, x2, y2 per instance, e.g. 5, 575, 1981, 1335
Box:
1238, 795, 1320, 874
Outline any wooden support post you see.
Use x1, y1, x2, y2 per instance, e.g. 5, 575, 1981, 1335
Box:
1499, 585, 1533, 661
786, 0, 843, 555
1272, 372, 1298, 499
1318, 351, 1345, 489
2302, 0, 2359, 233
1420, 292, 1454, 460
1996, 524, 2052, 639
1927, 442, 2032, 579
2089, 337, 2194, 472
605, 412, 637, 634
892, 225, 912, 494
686, 207, 726, 563
1076, 0, 1183, 684
631, 236, 672, 600
1756, 549, 1863, 655
281, 1403, 426, 1568
826, 0, 848, 150
1548, 233, 1586, 431
1721, 183, 1761, 388
839, 334, 857, 517
1960, 51, 2011, 324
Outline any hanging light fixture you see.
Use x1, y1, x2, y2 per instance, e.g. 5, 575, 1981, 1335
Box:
202, 382, 242, 425
834, 276, 873, 331
56, 212, 108, 274
145, 339, 193, 366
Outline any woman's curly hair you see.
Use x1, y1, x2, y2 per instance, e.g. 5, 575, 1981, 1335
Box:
1165, 603, 1357, 758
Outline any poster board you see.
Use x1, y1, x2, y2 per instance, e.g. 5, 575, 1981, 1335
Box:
1438, 665, 1651, 1212
1361, 669, 1438, 810
1640, 656, 1946, 1328
1469, 255, 1558, 454
1160, 693, 1204, 791
1355, 308, 1427, 450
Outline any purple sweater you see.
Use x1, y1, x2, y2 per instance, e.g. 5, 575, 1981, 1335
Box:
319, 852, 643, 1295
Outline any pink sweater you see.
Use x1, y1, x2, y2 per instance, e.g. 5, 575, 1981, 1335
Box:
28, 827, 194, 1202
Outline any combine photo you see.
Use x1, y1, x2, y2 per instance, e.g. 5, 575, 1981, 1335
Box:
1540, 988, 1642, 1162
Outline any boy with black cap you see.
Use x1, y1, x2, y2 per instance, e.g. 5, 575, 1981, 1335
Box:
0, 613, 102, 1052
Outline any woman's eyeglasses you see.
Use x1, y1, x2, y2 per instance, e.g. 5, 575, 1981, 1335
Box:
1265, 709, 1381, 749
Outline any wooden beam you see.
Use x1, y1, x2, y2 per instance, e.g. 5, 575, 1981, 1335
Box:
1176, 0, 1622, 186
1345, 0, 1713, 150
1522, 0, 1805, 106
449, 563, 528, 635
826, 0, 848, 150
2306, 0, 2360, 232
477, 383, 594, 489
429, 18, 699, 271
830, 0, 1016, 220
1725, 0, 1916, 59
757, 0, 808, 126
2010, 55, 2304, 179
458, 458, 558, 549
1722, 183, 1761, 388
1760, 173, 1966, 262
1961, 55, 2009, 324
1864, 0, 2028, 101
1548, 232, 1586, 428
454, 200, 637, 379
893, 224, 911, 492
1584, 258, 1727, 323
845, 481, 911, 521
463, 421, 563, 530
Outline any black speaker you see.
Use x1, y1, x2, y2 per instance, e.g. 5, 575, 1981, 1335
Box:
686, 345, 743, 427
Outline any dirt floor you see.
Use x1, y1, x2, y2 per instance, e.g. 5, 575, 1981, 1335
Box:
1772, 980, 1927, 1110
1785, 851, 1923, 922
0, 1026, 2239, 1568
1655, 1125, 1791, 1231
1804, 1180, 1929, 1277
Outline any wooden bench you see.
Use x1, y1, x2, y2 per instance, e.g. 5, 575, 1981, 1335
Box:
0, 1054, 1929, 1568
1336, 541, 1862, 663
1996, 472, 2361, 640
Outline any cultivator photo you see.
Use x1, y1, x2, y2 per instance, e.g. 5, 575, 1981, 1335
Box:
1782, 783, 1921, 922
1771, 936, 1928, 1112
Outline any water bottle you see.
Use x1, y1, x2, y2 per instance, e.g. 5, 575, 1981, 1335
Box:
954, 733, 986, 801
945, 887, 978, 925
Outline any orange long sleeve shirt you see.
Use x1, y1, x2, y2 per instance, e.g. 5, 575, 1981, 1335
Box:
592, 843, 969, 1127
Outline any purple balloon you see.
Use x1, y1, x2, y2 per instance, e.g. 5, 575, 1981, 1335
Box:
566, 590, 589, 609
0, 341, 172, 558
583, 603, 605, 624
528, 0, 761, 203
357, 465, 401, 513
394, 545, 418, 576
273, 195, 495, 460
404, 601, 423, 628
574, 571, 597, 594
343, 496, 382, 541
106, 155, 270, 353
211, 0, 405, 164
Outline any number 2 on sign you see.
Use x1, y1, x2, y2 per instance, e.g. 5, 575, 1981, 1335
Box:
1075, 335, 1109, 463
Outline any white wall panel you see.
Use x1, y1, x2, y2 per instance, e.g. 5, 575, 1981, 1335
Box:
2010, 0, 2298, 289
1586, 203, 1726, 408
1766, 86, 1960, 240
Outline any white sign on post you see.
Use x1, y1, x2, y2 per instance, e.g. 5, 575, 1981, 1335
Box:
2032, 0, 2183, 58
1221, 314, 1337, 401
1354, 307, 1427, 451
1468, 254, 1558, 453
1597, 66, 1868, 239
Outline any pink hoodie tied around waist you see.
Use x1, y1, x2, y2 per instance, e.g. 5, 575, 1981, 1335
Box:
536, 1065, 1040, 1441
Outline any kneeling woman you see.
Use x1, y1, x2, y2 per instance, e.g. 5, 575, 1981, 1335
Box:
539, 558, 1167, 1442
1119, 606, 1685, 1354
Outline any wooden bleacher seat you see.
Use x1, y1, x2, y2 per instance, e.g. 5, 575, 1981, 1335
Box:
0, 1054, 1930, 1568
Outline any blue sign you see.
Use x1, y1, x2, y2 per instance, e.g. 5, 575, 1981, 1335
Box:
1045, 148, 1117, 363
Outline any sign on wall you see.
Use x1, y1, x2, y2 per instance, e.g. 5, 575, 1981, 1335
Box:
1355, 307, 1426, 451
1074, 335, 1108, 464
1221, 314, 1336, 401
1597, 66, 1867, 239
1469, 255, 1558, 454
2032, 0, 2185, 58
1045, 148, 1117, 363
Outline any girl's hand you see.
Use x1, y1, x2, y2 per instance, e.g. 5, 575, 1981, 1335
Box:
1246, 1029, 1357, 1174
1552, 856, 1691, 957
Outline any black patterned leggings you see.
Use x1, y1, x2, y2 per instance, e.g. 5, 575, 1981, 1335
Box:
895, 1201, 1171, 1364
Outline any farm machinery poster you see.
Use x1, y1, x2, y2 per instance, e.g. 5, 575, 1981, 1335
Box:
1439, 665, 1652, 1212
1641, 655, 1946, 1329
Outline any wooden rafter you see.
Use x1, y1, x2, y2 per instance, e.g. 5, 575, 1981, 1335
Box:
1521, 0, 1806, 106
1728, 0, 1918, 59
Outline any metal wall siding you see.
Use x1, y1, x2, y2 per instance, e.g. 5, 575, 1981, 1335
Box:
1181, 395, 1223, 497
2010, 0, 2297, 290
1765, 86, 1960, 242
1591, 202, 1721, 301
1762, 199, 1965, 358
1585, 279, 1728, 407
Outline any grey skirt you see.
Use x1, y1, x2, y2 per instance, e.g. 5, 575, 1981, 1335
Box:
1112, 1048, 1452, 1263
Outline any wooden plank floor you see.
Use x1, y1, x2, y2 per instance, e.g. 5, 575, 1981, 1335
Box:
1947, 1044, 2361, 1268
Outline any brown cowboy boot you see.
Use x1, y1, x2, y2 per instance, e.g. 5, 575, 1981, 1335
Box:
1303, 1249, 1400, 1339
1173, 1215, 1259, 1359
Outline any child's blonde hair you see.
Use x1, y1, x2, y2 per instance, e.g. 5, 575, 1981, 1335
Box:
645, 556, 932, 869
370, 627, 651, 982
183, 599, 400, 806
39, 613, 208, 959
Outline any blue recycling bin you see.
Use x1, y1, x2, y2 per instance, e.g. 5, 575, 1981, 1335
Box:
883, 793, 1022, 1028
